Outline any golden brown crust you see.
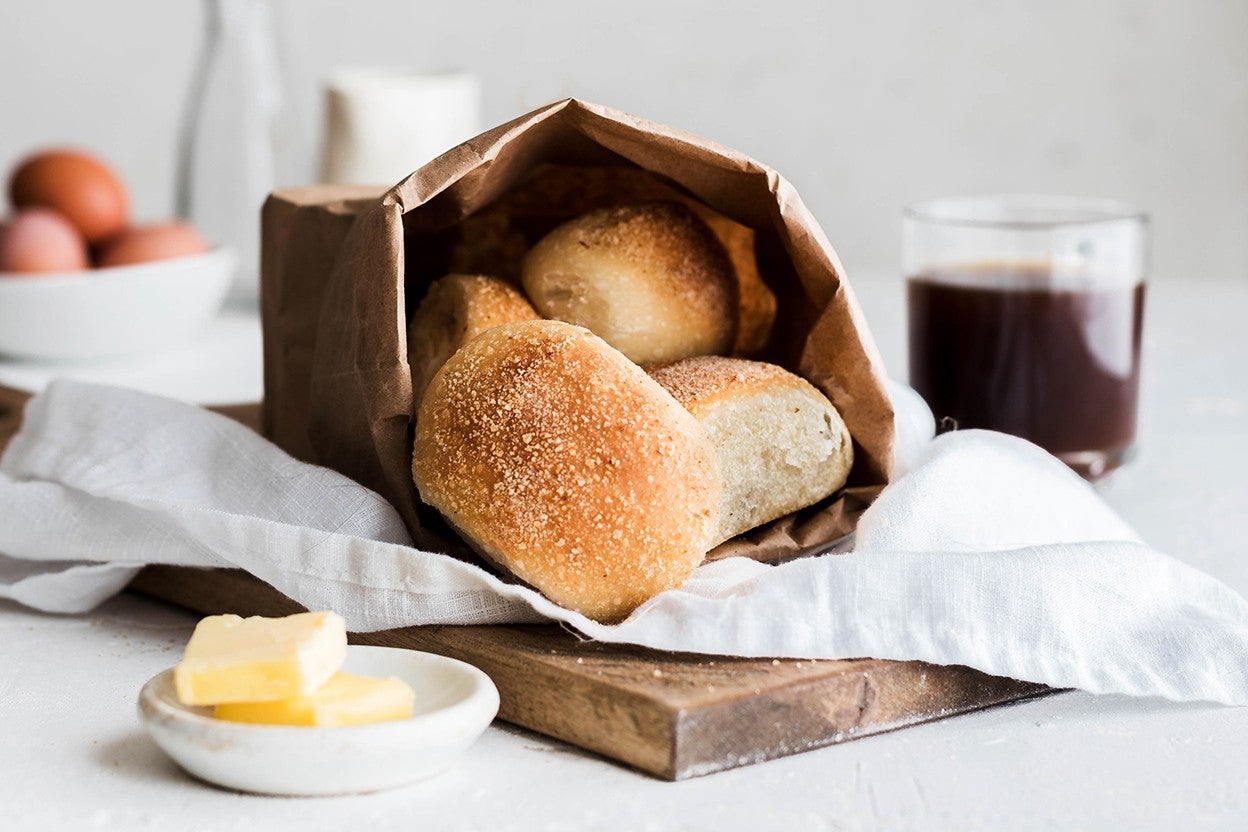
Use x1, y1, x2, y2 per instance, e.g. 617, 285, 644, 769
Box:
645, 355, 800, 415
520, 201, 738, 365
452, 275, 539, 337
407, 274, 539, 407
412, 320, 721, 623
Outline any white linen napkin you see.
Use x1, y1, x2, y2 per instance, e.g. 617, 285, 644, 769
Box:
3, 379, 1247, 705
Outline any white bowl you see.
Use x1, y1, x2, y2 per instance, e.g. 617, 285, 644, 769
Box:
0, 247, 235, 360
137, 645, 500, 796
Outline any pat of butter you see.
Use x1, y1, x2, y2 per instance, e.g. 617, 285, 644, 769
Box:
174, 611, 347, 706
213, 672, 416, 727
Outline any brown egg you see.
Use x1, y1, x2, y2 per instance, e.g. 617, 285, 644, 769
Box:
9, 149, 129, 244
96, 221, 210, 268
0, 208, 91, 274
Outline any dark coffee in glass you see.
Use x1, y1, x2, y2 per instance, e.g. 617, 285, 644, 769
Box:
904, 197, 1149, 480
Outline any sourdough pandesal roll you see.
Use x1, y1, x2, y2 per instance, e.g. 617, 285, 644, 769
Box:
407, 274, 540, 406
520, 201, 738, 365
412, 320, 722, 623
647, 356, 853, 546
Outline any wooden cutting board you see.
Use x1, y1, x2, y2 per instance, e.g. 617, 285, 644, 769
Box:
0, 385, 1048, 779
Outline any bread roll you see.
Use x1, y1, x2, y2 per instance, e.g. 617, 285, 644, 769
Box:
684, 204, 777, 356
647, 356, 853, 545
520, 201, 738, 365
407, 274, 539, 406
412, 320, 721, 622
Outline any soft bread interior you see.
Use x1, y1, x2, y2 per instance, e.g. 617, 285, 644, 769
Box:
647, 356, 853, 545
699, 385, 852, 544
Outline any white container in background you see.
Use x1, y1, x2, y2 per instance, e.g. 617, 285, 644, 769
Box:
321, 69, 482, 187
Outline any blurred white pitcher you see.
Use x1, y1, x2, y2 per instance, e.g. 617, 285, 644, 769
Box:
321, 69, 482, 186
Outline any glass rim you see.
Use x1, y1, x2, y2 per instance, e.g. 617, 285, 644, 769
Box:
904, 194, 1149, 230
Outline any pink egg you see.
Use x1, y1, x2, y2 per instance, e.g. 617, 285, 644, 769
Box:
0, 208, 91, 274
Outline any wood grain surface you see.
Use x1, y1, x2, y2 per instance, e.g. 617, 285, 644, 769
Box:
2, 384, 1049, 779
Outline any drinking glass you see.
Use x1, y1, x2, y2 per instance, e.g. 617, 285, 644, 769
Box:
904, 195, 1149, 479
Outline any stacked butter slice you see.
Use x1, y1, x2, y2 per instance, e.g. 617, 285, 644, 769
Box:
173, 611, 414, 727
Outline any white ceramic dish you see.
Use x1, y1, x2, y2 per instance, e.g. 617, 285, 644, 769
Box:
137, 645, 500, 796
0, 247, 235, 360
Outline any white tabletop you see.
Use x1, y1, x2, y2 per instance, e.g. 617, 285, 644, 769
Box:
2, 276, 1246, 831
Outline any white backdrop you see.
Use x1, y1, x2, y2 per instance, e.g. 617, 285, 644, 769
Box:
1, 0, 1245, 282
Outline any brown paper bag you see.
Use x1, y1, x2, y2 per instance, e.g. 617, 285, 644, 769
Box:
261, 98, 895, 563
